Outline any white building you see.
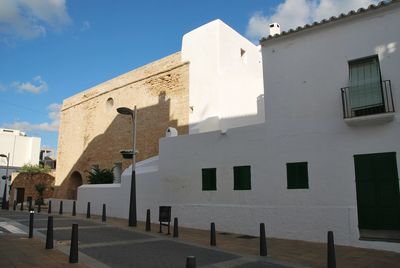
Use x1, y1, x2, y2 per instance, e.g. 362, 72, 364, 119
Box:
0, 128, 41, 199
183, 19, 264, 133
68, 1, 400, 252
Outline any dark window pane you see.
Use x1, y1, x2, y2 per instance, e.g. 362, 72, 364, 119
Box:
234, 166, 251, 190
287, 162, 309, 189
202, 168, 216, 191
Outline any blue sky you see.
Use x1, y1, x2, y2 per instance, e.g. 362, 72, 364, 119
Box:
0, 0, 378, 150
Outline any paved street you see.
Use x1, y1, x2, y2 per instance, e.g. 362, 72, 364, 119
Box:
0, 210, 294, 268
1, 209, 400, 267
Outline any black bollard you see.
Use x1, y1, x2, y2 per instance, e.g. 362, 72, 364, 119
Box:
38, 203, 41, 213
13, 200, 16, 211
102, 204, 106, 222
145, 209, 151, 231
260, 223, 267, 256
20, 201, 24, 211
86, 202, 91, 218
210, 222, 216, 246
186, 256, 196, 268
327, 231, 336, 268
29, 210, 34, 238
173, 217, 179, 238
72, 201, 76, 216
69, 224, 79, 263
59, 201, 63, 215
48, 200, 52, 214
45, 216, 54, 249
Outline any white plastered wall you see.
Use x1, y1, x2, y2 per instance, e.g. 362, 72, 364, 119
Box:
0, 134, 40, 168
0, 132, 40, 200
157, 6, 400, 252
182, 19, 264, 134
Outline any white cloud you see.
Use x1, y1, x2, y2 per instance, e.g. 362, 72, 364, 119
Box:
0, 83, 6, 92
12, 76, 48, 94
47, 103, 62, 124
3, 102, 62, 132
246, 0, 380, 41
0, 0, 71, 39
80, 20, 91, 32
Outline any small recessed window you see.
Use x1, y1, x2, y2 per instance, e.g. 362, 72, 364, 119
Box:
286, 162, 309, 189
240, 48, 247, 64
234, 165, 251, 190
106, 97, 114, 109
202, 168, 216, 191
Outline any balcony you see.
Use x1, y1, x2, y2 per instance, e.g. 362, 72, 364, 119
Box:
341, 80, 395, 125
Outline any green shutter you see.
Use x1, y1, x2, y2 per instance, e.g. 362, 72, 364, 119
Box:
349, 56, 382, 109
202, 168, 216, 191
234, 166, 251, 190
287, 162, 309, 189
354, 152, 400, 230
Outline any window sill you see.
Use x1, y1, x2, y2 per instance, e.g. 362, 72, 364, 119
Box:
344, 112, 395, 126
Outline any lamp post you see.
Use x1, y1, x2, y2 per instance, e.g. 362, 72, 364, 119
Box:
117, 106, 137, 227
0, 153, 10, 210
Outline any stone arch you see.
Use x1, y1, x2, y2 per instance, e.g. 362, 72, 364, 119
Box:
67, 171, 83, 200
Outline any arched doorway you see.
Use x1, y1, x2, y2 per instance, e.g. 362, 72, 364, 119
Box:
68, 171, 83, 200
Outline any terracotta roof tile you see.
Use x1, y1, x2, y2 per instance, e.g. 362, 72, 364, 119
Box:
260, 0, 398, 43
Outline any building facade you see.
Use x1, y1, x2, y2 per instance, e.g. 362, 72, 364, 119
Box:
74, 1, 400, 252
55, 52, 190, 199
0, 128, 41, 201
55, 20, 263, 199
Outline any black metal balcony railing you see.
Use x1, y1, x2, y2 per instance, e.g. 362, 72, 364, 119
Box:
341, 80, 395, 119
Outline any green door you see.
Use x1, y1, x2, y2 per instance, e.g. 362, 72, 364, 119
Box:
354, 152, 400, 230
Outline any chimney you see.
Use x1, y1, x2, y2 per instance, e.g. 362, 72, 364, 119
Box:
269, 22, 281, 36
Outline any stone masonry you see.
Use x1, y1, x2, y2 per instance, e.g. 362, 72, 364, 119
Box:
10, 172, 55, 204
55, 52, 189, 199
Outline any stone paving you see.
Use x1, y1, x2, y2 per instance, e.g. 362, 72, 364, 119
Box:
0, 210, 294, 268
1, 209, 400, 267
0, 234, 88, 268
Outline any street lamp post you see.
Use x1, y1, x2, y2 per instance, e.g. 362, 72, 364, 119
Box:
117, 106, 137, 227
0, 153, 10, 210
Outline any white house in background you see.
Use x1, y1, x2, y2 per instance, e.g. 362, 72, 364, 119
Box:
0, 128, 41, 199
70, 1, 400, 252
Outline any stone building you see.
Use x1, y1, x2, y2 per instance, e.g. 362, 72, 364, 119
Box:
55, 52, 190, 199
55, 20, 264, 199
10, 172, 55, 206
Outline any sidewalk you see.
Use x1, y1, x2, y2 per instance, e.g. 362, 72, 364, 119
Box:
1, 209, 400, 267
104, 216, 400, 268
0, 234, 87, 268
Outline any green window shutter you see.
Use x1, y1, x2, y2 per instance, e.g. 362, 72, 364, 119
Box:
202, 168, 216, 191
287, 162, 309, 189
234, 166, 251, 190
349, 56, 382, 109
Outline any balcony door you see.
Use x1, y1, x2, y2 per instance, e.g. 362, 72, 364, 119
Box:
354, 152, 400, 230
349, 55, 383, 115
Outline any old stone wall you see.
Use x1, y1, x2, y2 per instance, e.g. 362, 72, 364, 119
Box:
10, 172, 55, 204
55, 52, 189, 198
